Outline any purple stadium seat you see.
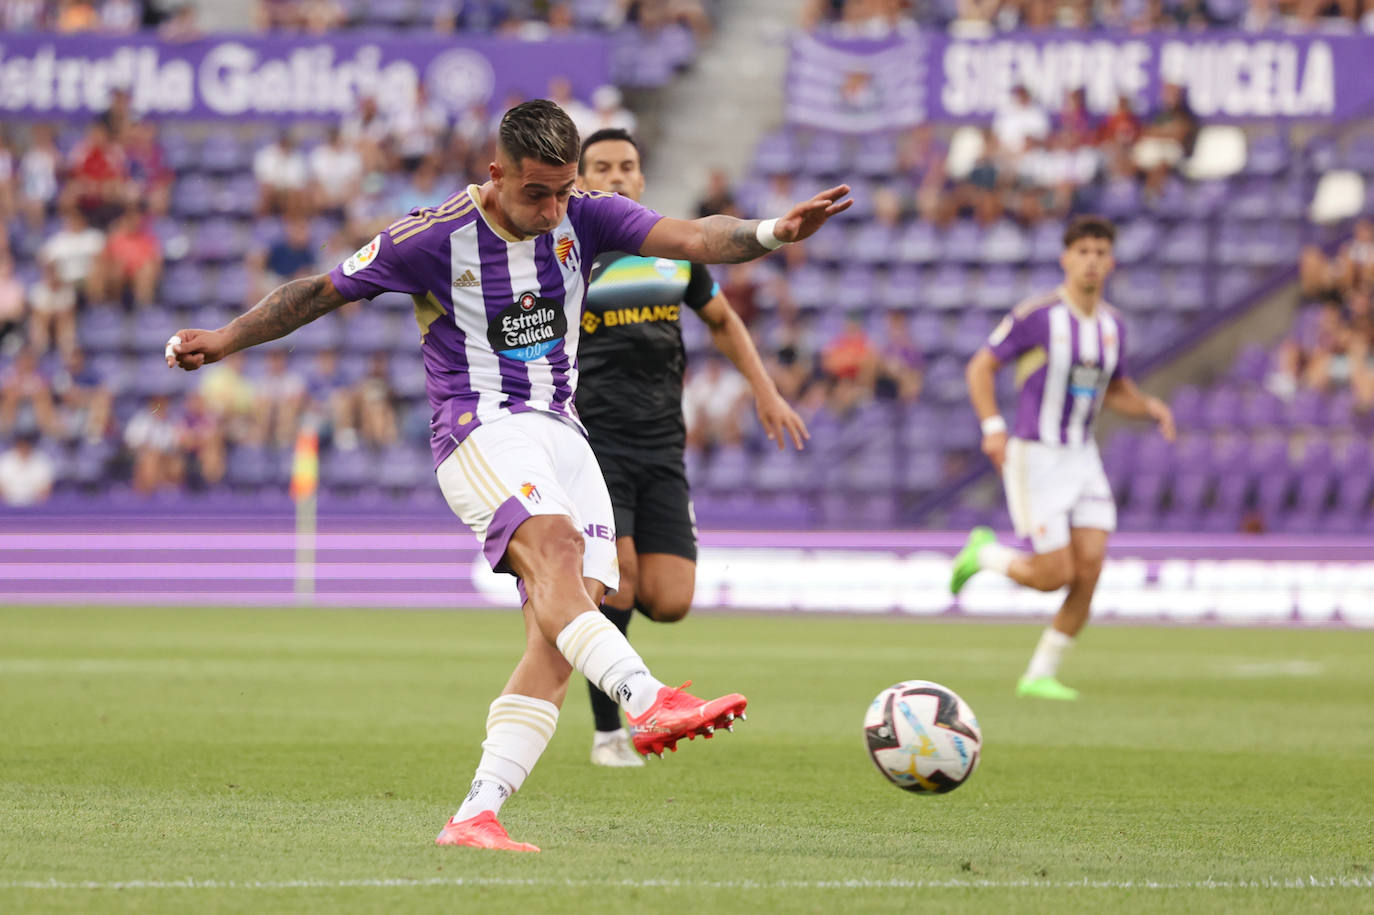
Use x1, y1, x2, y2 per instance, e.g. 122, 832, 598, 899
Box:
1184, 180, 1229, 218
754, 447, 811, 493
979, 220, 1030, 264
1113, 219, 1161, 265
160, 131, 198, 173
1168, 269, 1207, 312
877, 265, 920, 310
1125, 471, 1167, 512
752, 132, 800, 176
849, 220, 901, 265
226, 445, 273, 489
704, 446, 751, 493
77, 308, 128, 355
1201, 387, 1242, 431
1168, 386, 1204, 432
200, 131, 251, 174
896, 221, 942, 265
789, 262, 837, 310
834, 265, 879, 311
322, 447, 376, 491
1285, 388, 1328, 429
1228, 344, 1272, 384
162, 262, 211, 310
1097, 177, 1141, 220
925, 263, 972, 311
1159, 223, 1210, 265
1027, 220, 1062, 264
801, 132, 848, 177
942, 222, 983, 263
341, 310, 400, 353
977, 266, 1019, 311
901, 450, 944, 492
803, 223, 850, 263
388, 353, 427, 400
171, 175, 214, 218
855, 134, 899, 177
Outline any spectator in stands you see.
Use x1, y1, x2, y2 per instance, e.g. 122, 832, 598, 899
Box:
683, 356, 751, 451
17, 124, 60, 233
390, 157, 444, 216
0, 430, 55, 507
949, 128, 1006, 226
1336, 218, 1374, 293
351, 352, 400, 449
27, 259, 77, 354
0, 346, 58, 439
696, 167, 738, 218
64, 117, 129, 226
51, 347, 112, 444
388, 83, 450, 174
2, 0, 48, 30
247, 215, 315, 299
548, 77, 595, 139
253, 130, 309, 215
93, 203, 162, 308
1098, 93, 1142, 157
993, 85, 1050, 157
0, 134, 15, 224
198, 353, 258, 445
898, 124, 950, 224
309, 125, 364, 212
582, 86, 637, 136
0, 255, 25, 348
875, 311, 924, 404
125, 394, 184, 495
255, 347, 308, 448
100, 0, 142, 32
40, 206, 104, 300
820, 311, 879, 413
300, 0, 346, 33
341, 95, 390, 173
159, 1, 201, 40
1134, 82, 1198, 193
123, 120, 173, 216
178, 390, 227, 488
766, 313, 818, 404
55, 0, 100, 32
303, 347, 356, 446
1056, 88, 1096, 147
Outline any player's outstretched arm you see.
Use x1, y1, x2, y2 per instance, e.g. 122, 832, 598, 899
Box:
966, 348, 1007, 471
165, 273, 351, 371
639, 185, 852, 264
698, 292, 809, 450
1104, 377, 1176, 441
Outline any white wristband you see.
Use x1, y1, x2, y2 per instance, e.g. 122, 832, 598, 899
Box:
980, 415, 1007, 436
755, 218, 785, 251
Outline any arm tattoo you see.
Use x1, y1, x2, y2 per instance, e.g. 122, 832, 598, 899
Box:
225, 274, 349, 353
697, 215, 770, 263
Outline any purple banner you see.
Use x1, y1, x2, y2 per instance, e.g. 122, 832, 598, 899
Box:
1, 527, 1370, 626
788, 29, 1370, 130
0, 33, 611, 120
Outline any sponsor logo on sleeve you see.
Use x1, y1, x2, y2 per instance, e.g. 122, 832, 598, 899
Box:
342, 235, 381, 277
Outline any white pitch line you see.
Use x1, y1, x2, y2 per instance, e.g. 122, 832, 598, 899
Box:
3, 877, 1372, 892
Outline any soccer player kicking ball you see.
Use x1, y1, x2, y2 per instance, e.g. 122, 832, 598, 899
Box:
573, 129, 809, 767
165, 100, 851, 851
950, 216, 1175, 701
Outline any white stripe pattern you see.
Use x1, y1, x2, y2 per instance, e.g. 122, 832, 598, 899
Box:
448, 222, 512, 426
1065, 311, 1100, 447
1039, 305, 1071, 444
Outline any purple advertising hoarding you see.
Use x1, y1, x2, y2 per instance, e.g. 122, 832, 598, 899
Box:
0, 33, 610, 120
788, 29, 1370, 131
1, 527, 1370, 627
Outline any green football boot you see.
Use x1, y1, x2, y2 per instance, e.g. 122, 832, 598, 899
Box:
949, 526, 996, 595
1016, 676, 1080, 701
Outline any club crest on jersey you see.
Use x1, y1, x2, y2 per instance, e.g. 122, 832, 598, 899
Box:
488, 290, 568, 362
342, 235, 381, 276
554, 233, 579, 272
520, 481, 541, 503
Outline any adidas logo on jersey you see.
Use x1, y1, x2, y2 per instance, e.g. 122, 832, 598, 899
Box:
453, 269, 480, 288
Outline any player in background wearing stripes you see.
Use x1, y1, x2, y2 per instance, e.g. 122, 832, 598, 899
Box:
573, 129, 809, 767
949, 216, 1175, 701
165, 101, 851, 851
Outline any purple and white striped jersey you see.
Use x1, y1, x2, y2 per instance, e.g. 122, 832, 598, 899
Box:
328, 185, 662, 467
986, 288, 1127, 446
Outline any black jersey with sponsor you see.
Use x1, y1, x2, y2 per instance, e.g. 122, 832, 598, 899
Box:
576, 251, 718, 454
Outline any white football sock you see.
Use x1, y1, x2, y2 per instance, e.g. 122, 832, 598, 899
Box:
556, 611, 665, 718
977, 540, 1021, 575
1024, 627, 1074, 680
454, 694, 558, 821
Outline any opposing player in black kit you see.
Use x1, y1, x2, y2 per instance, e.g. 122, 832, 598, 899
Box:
575, 128, 809, 766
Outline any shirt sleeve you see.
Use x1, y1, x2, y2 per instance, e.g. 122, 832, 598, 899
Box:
986, 309, 1038, 363
327, 230, 427, 301
576, 192, 664, 258
683, 263, 720, 311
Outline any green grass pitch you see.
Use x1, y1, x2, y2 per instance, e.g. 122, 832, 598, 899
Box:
1, 606, 1371, 914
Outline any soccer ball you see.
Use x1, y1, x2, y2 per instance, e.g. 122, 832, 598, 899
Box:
863, 680, 982, 794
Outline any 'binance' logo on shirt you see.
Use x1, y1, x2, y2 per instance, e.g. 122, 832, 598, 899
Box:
453, 269, 480, 288
595, 304, 681, 330
581, 312, 601, 334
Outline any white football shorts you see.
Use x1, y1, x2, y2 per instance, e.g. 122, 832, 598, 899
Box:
1002, 437, 1116, 554
436, 411, 619, 595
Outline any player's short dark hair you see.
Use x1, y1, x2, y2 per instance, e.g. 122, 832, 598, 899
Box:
1063, 215, 1116, 248
498, 100, 581, 168
578, 128, 639, 174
